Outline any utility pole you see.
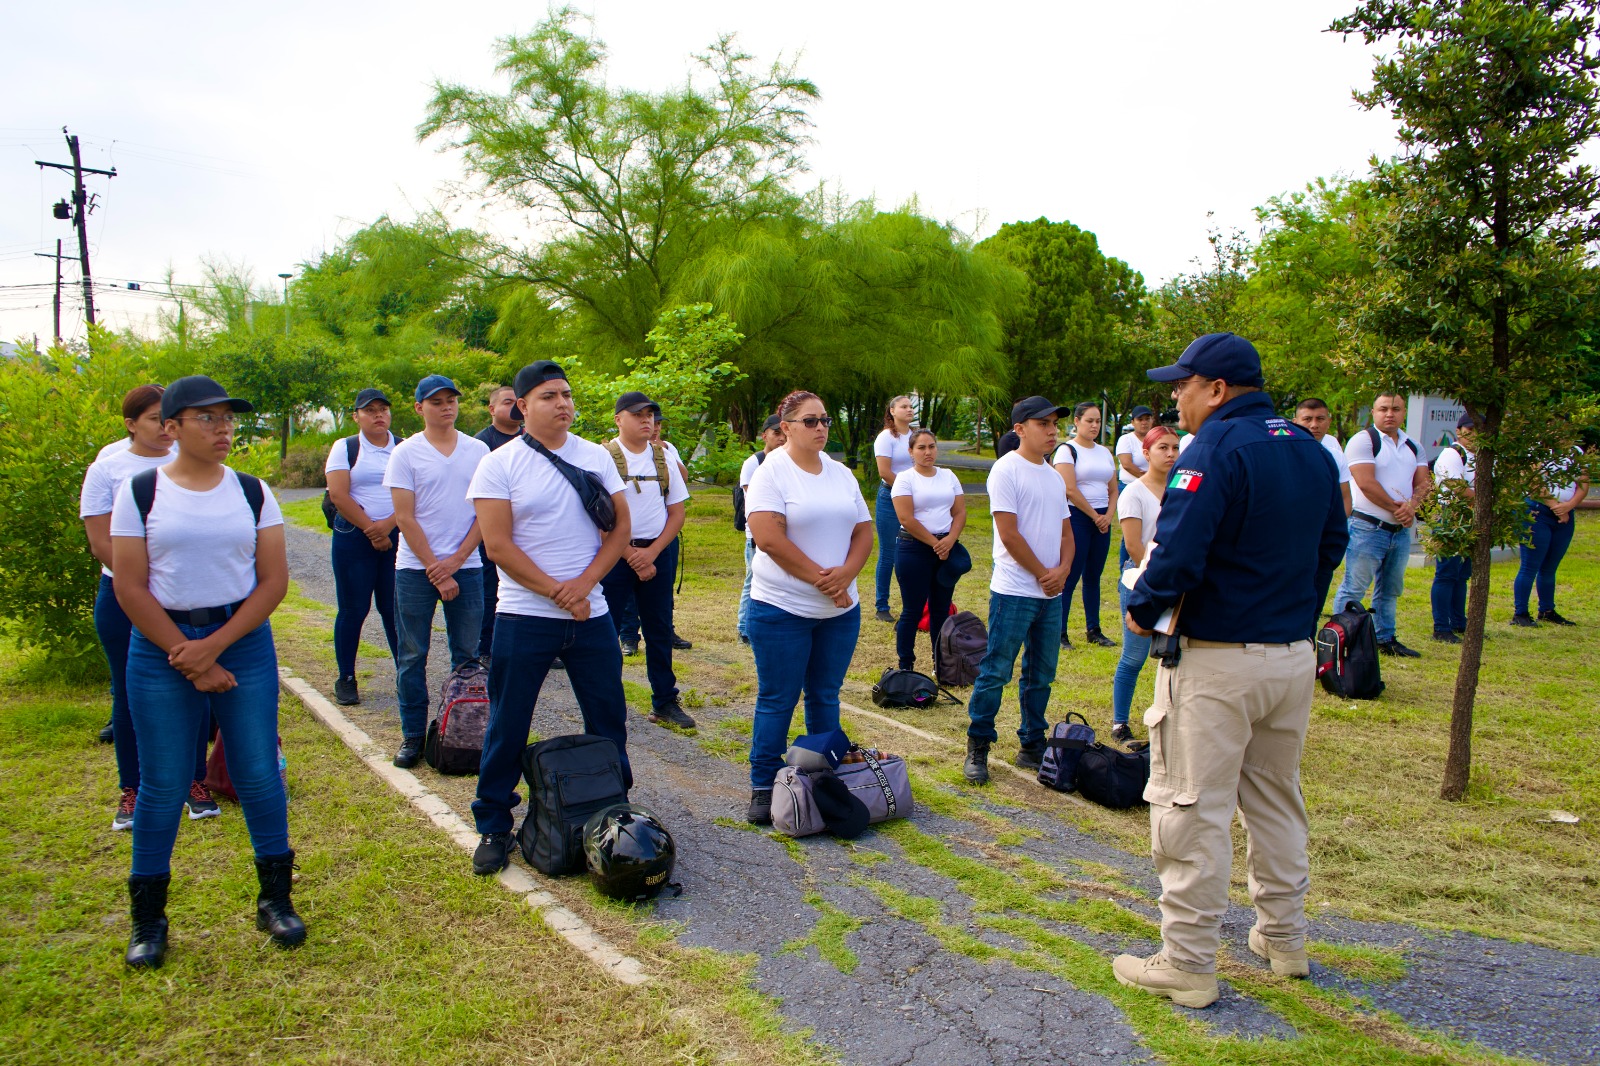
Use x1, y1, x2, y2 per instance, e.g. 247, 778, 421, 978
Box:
37, 127, 115, 329
33, 240, 67, 342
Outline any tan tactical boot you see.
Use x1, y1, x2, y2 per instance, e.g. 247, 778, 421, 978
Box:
1112, 951, 1219, 1008
1248, 927, 1310, 977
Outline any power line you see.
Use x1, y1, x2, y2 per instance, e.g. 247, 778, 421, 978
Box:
35, 127, 116, 329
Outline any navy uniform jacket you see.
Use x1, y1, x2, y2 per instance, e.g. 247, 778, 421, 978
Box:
1127, 392, 1349, 643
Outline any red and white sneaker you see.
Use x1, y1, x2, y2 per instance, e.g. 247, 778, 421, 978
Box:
185, 781, 221, 820
112, 786, 137, 832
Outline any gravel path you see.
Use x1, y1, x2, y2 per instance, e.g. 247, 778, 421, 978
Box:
277, 488, 1598, 1066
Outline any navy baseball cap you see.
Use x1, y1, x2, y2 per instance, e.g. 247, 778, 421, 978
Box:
160, 375, 254, 421
1011, 396, 1070, 425
1147, 332, 1265, 388
354, 388, 390, 410
760, 414, 783, 434
414, 374, 460, 402
785, 728, 853, 772
1457, 412, 1479, 429
1130, 405, 1155, 418
512, 360, 567, 398
615, 391, 662, 416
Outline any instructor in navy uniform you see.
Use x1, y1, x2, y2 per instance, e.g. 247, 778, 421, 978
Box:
1111, 333, 1348, 1009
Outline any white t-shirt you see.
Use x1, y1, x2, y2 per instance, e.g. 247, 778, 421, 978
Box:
96, 437, 133, 461
1545, 446, 1582, 504
383, 432, 489, 571
891, 467, 963, 533
1178, 433, 1196, 454
739, 451, 770, 542
1052, 440, 1117, 510
1114, 431, 1149, 485
987, 451, 1070, 599
607, 441, 689, 541
1319, 434, 1351, 485
1433, 444, 1475, 487
466, 434, 626, 619
1345, 427, 1420, 519
80, 447, 177, 577
1115, 478, 1162, 556
324, 432, 400, 520
109, 467, 284, 611
746, 449, 871, 619
873, 429, 914, 483
660, 440, 684, 470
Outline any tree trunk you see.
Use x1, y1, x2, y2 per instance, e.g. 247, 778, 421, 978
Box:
280, 415, 291, 460
1440, 438, 1495, 801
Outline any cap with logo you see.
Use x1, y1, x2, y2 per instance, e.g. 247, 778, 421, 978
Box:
354, 387, 391, 410
414, 374, 460, 402
615, 391, 662, 416
160, 375, 254, 422
512, 360, 568, 398
1010, 396, 1070, 426
1146, 332, 1265, 389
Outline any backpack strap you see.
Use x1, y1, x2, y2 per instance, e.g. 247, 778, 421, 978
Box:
1365, 424, 1420, 459
345, 434, 361, 467
131, 468, 263, 527
856, 748, 899, 818
604, 439, 668, 496
236, 472, 265, 527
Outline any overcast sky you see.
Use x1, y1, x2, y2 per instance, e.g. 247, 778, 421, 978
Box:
2, 0, 1405, 345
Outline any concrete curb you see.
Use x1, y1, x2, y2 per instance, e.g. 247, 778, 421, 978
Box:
277, 668, 650, 987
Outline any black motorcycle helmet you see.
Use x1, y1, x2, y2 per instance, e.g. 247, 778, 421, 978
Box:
583, 803, 676, 902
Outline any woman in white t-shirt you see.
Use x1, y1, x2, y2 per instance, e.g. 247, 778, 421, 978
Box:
323, 388, 402, 706
110, 375, 299, 969
744, 391, 872, 825
79, 384, 213, 832
1053, 402, 1119, 648
1110, 426, 1179, 742
1513, 442, 1590, 626
891, 429, 967, 675
871, 395, 916, 622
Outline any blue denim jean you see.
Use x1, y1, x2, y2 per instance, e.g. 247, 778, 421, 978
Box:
1430, 555, 1472, 633
748, 600, 861, 788
967, 591, 1062, 747
738, 537, 756, 638
477, 543, 499, 658
1112, 576, 1153, 725
394, 566, 484, 740
471, 612, 632, 835
1514, 501, 1576, 614
96, 575, 208, 790
1333, 518, 1411, 644
331, 520, 398, 678
1062, 506, 1111, 634
874, 483, 900, 613
894, 536, 958, 672
126, 620, 288, 877
601, 538, 679, 709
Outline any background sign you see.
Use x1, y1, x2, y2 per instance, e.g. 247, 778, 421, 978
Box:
1407, 394, 1466, 462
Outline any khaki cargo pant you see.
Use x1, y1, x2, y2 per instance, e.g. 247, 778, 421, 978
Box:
1142, 639, 1314, 974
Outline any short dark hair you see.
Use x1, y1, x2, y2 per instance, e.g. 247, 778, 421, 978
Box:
1296, 397, 1329, 413
1374, 391, 1406, 404
122, 384, 165, 422
486, 384, 514, 403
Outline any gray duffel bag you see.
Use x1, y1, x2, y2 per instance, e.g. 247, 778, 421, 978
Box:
772, 747, 913, 838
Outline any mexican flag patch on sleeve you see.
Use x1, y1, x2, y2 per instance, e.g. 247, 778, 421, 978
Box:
1170, 469, 1205, 492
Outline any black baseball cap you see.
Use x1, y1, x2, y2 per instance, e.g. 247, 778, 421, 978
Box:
760, 414, 783, 434
1457, 412, 1479, 429
1130, 405, 1155, 418
1147, 332, 1265, 388
1011, 396, 1070, 425
512, 360, 567, 398
160, 375, 253, 421
615, 391, 662, 416
354, 388, 391, 410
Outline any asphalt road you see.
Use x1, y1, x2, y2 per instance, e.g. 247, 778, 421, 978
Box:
278, 489, 1598, 1066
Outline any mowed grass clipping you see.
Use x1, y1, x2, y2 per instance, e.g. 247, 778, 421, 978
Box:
665, 486, 1600, 953
0, 654, 818, 1066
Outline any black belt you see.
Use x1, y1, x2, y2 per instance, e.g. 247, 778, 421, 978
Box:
1352, 512, 1404, 534
166, 600, 245, 627
898, 530, 951, 542
629, 538, 657, 548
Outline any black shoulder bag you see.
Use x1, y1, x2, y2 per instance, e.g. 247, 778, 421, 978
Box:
520, 435, 617, 532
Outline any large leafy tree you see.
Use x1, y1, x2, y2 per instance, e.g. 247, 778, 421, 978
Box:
1330, 0, 1600, 800
419, 9, 818, 363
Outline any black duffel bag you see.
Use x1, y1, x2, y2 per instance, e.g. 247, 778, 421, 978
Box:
1074, 741, 1150, 809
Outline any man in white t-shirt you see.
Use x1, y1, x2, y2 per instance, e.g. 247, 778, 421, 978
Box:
1114, 406, 1157, 485
964, 396, 1074, 786
601, 391, 695, 730
1333, 391, 1432, 657
465, 360, 633, 877
1429, 413, 1478, 643
614, 415, 696, 653
1292, 397, 1352, 517
383, 374, 490, 768
737, 415, 786, 644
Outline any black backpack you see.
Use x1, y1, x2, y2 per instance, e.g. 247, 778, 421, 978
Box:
1316, 600, 1385, 700
1037, 713, 1096, 792
733, 450, 767, 532
321, 433, 402, 529
516, 735, 629, 876
936, 610, 989, 687
870, 667, 960, 710
131, 468, 264, 527
1075, 742, 1150, 809
424, 659, 490, 775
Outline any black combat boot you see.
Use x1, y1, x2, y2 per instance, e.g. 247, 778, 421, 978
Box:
963, 738, 990, 785
254, 851, 307, 948
125, 874, 170, 969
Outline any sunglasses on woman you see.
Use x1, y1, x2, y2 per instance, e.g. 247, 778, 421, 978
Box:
785, 416, 833, 429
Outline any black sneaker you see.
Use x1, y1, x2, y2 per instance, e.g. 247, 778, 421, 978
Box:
98, 717, 115, 744
671, 634, 693, 650
1511, 613, 1539, 628
1538, 610, 1577, 627
1110, 723, 1134, 744
333, 675, 359, 705
551, 656, 566, 670
1014, 743, 1044, 771
185, 781, 221, 820
1059, 634, 1074, 650
649, 701, 697, 730
620, 637, 640, 657
1377, 640, 1422, 658
472, 832, 512, 875
393, 736, 424, 769
1086, 628, 1117, 648
875, 609, 895, 623
1432, 630, 1461, 644
738, 633, 751, 646
747, 789, 773, 825
112, 786, 137, 832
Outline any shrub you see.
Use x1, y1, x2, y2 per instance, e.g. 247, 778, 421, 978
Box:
277, 438, 333, 488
